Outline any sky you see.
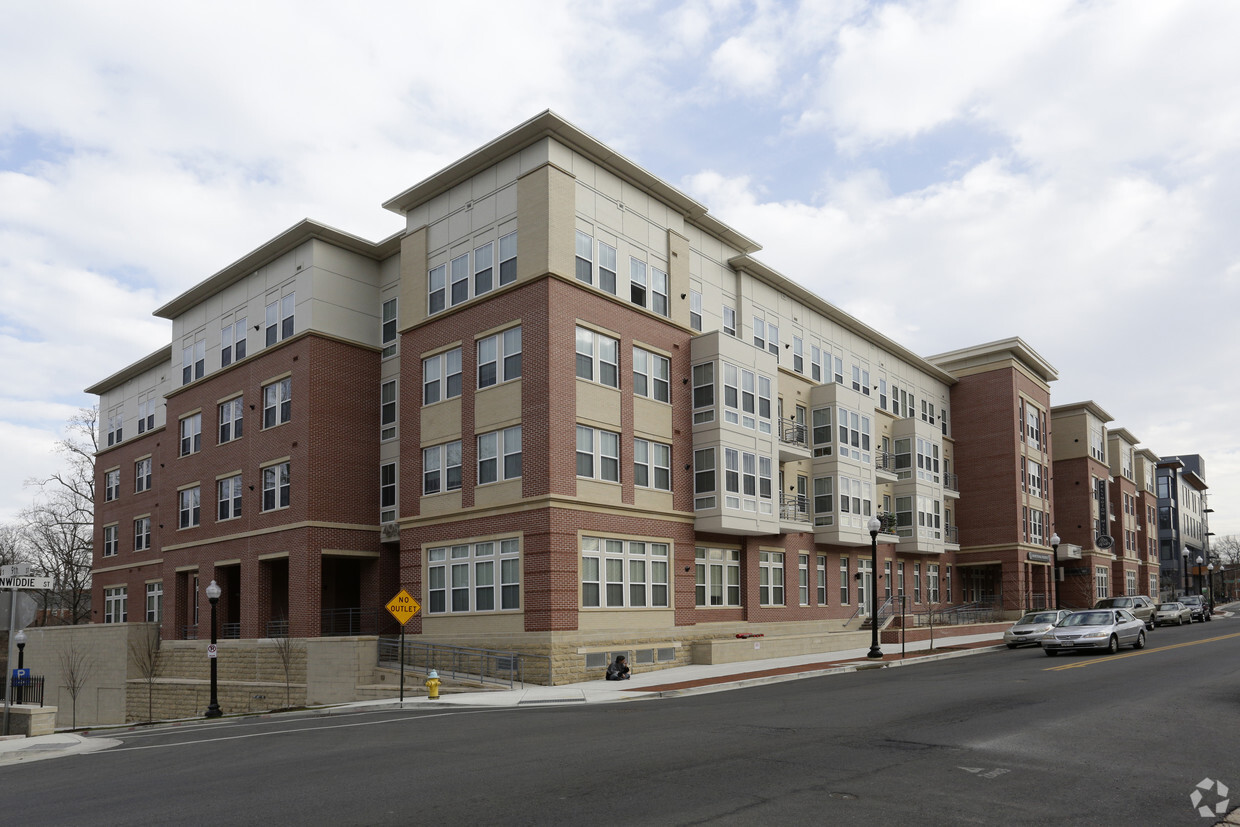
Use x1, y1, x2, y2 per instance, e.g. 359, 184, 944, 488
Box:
1, 0, 1237, 537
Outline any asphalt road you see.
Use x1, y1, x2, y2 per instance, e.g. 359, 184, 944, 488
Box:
5, 618, 1239, 827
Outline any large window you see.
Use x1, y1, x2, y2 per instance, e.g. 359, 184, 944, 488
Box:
695, 547, 740, 607
582, 537, 670, 608
221, 318, 247, 367
146, 582, 163, 623
381, 380, 397, 441
633, 439, 671, 491
219, 398, 244, 444
218, 475, 243, 521
182, 338, 205, 384
817, 555, 827, 605
103, 524, 118, 557
423, 347, 462, 404
633, 347, 670, 403
1095, 566, 1109, 601
575, 231, 593, 284
692, 363, 714, 424
429, 234, 515, 314
179, 486, 200, 529
180, 414, 201, 456
380, 462, 397, 524
427, 539, 520, 614
576, 327, 619, 388
423, 441, 462, 495
693, 448, 716, 510
262, 462, 290, 511
265, 292, 295, 346
722, 362, 773, 432
477, 426, 521, 484
381, 298, 398, 359
105, 469, 120, 502
104, 586, 127, 623
599, 241, 617, 294
263, 378, 292, 428
576, 426, 619, 482
478, 327, 522, 388
133, 517, 151, 551
759, 551, 784, 606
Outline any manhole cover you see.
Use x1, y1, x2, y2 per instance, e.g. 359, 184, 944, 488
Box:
828, 792, 858, 800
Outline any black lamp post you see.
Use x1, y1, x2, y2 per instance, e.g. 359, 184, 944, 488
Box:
205, 579, 222, 719
1181, 547, 1189, 598
1196, 555, 1204, 599
14, 629, 25, 670
1050, 533, 1060, 609
1207, 561, 1215, 612
867, 516, 883, 659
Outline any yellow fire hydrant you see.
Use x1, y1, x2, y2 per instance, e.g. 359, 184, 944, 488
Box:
425, 669, 441, 700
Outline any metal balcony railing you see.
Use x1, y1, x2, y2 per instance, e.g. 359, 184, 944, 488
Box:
780, 493, 810, 522
943, 472, 959, 492
945, 525, 959, 544
778, 418, 808, 450
874, 451, 894, 473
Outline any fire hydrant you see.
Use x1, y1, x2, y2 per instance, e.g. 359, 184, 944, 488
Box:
425, 669, 441, 700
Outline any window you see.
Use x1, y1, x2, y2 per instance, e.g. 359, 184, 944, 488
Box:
692, 363, 714, 424
423, 441, 462, 495
894, 438, 912, 479
575, 231, 593, 284
103, 586, 127, 623
423, 347, 462, 404
840, 557, 850, 604
812, 408, 833, 457
896, 496, 913, 538
813, 477, 834, 526
799, 554, 810, 606
478, 327, 522, 388
693, 448, 716, 510
817, 555, 827, 605
427, 538, 520, 614
146, 582, 163, 622
946, 565, 952, 602
105, 469, 120, 502
695, 547, 740, 607
1089, 422, 1106, 462
217, 475, 243, 521
633, 347, 670, 402
219, 398, 244, 443
262, 462, 290, 511
263, 378, 292, 428
921, 399, 936, 425
477, 426, 521, 484
854, 364, 871, 395
428, 263, 446, 314
753, 317, 766, 351
630, 258, 647, 307
179, 486, 200, 529
793, 337, 804, 374
182, 338, 205, 384
180, 414, 202, 456
690, 290, 702, 331
103, 524, 118, 557
879, 379, 888, 410
598, 241, 617, 294
650, 267, 669, 316
576, 426, 620, 482
221, 318, 247, 367
914, 563, 922, 603
135, 458, 152, 493
838, 407, 873, 463
498, 231, 517, 286
582, 537, 670, 608
381, 380, 397, 441
130, 516, 150, 552
450, 252, 469, 305
381, 298, 398, 359
915, 438, 939, 483
1095, 566, 1109, 601
576, 327, 619, 388
759, 551, 785, 606
265, 292, 295, 346
634, 439, 671, 490
474, 241, 494, 296
380, 462, 397, 524
1028, 461, 1043, 498
137, 396, 155, 434
722, 305, 736, 337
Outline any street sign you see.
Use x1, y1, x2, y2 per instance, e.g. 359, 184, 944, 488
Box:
386, 589, 421, 625
0, 575, 54, 590
207, 644, 218, 659
11, 668, 30, 685
1, 564, 31, 578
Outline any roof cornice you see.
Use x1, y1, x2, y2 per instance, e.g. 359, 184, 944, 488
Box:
1051, 400, 1114, 423
928, 336, 1058, 384
85, 345, 172, 395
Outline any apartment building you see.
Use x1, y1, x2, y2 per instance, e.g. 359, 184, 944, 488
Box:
97, 111, 1192, 674
1134, 447, 1162, 598
1157, 454, 1210, 598
1104, 428, 1144, 599
929, 339, 1058, 611
1048, 402, 1115, 606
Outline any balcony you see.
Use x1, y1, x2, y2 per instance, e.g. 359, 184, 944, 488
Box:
779, 492, 810, 532
874, 450, 899, 483
943, 472, 960, 498
778, 417, 811, 462
945, 525, 959, 546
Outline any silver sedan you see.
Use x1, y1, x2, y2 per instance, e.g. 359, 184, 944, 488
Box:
1153, 602, 1192, 626
1042, 609, 1147, 656
1004, 609, 1072, 648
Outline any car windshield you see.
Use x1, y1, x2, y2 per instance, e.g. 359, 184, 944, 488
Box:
1060, 612, 1113, 627
1158, 604, 1180, 610
1182, 596, 1201, 604
1018, 613, 1059, 624
1098, 598, 1131, 607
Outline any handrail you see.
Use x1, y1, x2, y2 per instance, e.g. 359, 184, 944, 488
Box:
378, 637, 554, 688
779, 493, 809, 522
778, 418, 808, 449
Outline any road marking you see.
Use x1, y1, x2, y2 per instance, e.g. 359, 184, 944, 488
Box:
1045, 631, 1240, 671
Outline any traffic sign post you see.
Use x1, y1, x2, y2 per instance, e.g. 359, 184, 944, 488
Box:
385, 589, 422, 704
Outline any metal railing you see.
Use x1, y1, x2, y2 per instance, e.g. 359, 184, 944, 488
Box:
874, 451, 894, 473
265, 619, 289, 637
5, 674, 45, 706
322, 607, 395, 637
181, 625, 198, 640
944, 525, 959, 544
779, 418, 808, 450
943, 472, 959, 492
221, 622, 241, 640
779, 493, 809, 522
378, 638, 553, 688
904, 600, 1004, 627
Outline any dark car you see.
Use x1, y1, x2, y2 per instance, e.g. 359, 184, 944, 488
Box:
1094, 595, 1156, 630
1179, 594, 1212, 622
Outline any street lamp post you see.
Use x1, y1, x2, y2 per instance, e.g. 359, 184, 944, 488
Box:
1207, 562, 1215, 612
1181, 547, 1189, 598
1050, 533, 1060, 609
1196, 556, 1204, 599
867, 516, 883, 659
13, 630, 26, 705
204, 579, 222, 719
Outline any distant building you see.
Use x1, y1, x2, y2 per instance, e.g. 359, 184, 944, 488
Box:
1157, 455, 1209, 598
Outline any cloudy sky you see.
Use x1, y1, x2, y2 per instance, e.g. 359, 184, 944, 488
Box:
2, 0, 1237, 536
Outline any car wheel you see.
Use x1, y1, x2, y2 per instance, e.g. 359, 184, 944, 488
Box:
1178, 616, 1184, 626
1206, 614, 1212, 622
1134, 631, 1146, 650
1107, 635, 1119, 655
1044, 649, 1057, 657
1006, 643, 1018, 649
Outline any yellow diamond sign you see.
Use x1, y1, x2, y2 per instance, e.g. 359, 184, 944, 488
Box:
386, 589, 421, 625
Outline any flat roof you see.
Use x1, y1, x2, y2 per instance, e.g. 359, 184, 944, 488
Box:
928, 336, 1058, 384
1050, 400, 1114, 423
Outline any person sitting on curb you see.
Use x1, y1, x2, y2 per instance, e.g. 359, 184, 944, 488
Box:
605, 655, 631, 681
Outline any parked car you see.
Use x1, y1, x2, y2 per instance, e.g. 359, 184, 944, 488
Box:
1179, 594, 1212, 622
1042, 609, 1147, 656
1153, 602, 1192, 626
1094, 595, 1156, 630
1004, 609, 1072, 648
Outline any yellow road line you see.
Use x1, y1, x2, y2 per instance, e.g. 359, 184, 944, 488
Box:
1045, 631, 1240, 670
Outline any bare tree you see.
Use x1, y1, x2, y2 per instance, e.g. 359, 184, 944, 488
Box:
1213, 535, 1240, 566
270, 621, 303, 710
59, 641, 95, 730
22, 407, 96, 625
129, 626, 161, 724
0, 522, 28, 567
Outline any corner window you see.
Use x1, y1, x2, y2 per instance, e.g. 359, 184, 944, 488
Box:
477, 426, 521, 484
576, 327, 619, 388
427, 538, 520, 614
477, 327, 521, 388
